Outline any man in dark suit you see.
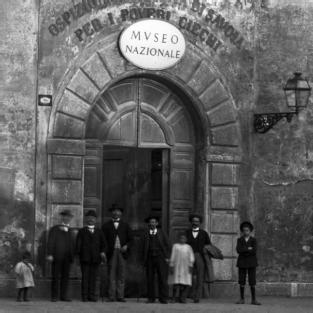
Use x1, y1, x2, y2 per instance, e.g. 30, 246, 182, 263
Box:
101, 205, 133, 302
47, 209, 75, 302
236, 221, 260, 305
142, 215, 170, 304
76, 210, 106, 302
186, 213, 211, 303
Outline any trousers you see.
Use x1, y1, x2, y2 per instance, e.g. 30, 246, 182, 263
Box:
192, 253, 205, 300
108, 249, 126, 300
81, 262, 99, 299
238, 267, 256, 286
146, 255, 168, 301
51, 258, 71, 300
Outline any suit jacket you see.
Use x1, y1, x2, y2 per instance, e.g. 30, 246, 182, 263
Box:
76, 227, 106, 264
236, 236, 258, 268
47, 225, 75, 262
186, 229, 211, 256
101, 220, 133, 260
142, 228, 171, 265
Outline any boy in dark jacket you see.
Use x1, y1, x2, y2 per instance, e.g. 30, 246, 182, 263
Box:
76, 210, 106, 302
142, 215, 171, 304
236, 221, 261, 305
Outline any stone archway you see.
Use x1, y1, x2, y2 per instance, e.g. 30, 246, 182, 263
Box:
44, 33, 241, 282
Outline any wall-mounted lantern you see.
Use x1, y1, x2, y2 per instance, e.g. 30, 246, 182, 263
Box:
254, 72, 311, 133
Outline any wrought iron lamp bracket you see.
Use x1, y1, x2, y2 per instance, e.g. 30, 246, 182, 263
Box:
254, 112, 296, 134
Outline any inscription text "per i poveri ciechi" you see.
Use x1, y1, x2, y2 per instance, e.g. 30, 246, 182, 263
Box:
125, 31, 181, 59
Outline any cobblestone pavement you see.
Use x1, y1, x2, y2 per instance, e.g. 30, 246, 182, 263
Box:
0, 297, 313, 313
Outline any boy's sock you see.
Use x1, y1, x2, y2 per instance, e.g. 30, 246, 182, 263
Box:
250, 286, 255, 301
240, 286, 245, 300
23, 288, 29, 301
17, 289, 23, 301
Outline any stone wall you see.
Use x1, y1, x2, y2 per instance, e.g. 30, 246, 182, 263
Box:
1, 0, 313, 289
0, 0, 37, 277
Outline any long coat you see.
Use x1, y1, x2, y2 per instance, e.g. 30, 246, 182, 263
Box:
76, 227, 106, 264
141, 229, 171, 265
47, 225, 75, 262
236, 236, 258, 268
101, 220, 133, 260
185, 229, 211, 255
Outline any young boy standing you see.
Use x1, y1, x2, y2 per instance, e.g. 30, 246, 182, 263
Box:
236, 221, 261, 305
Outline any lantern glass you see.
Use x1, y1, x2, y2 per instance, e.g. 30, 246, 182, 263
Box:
284, 72, 311, 111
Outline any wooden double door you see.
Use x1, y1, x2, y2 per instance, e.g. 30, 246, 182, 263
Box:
84, 77, 198, 295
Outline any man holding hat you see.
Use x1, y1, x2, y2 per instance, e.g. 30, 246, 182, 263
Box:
186, 213, 211, 303
47, 209, 75, 302
142, 215, 170, 304
76, 210, 106, 302
101, 204, 133, 302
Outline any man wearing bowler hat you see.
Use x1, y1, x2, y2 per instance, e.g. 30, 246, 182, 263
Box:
47, 209, 75, 302
186, 213, 211, 303
101, 204, 133, 302
142, 215, 171, 304
76, 210, 107, 302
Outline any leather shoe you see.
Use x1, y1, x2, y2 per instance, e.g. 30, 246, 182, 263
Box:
51, 298, 58, 302
251, 300, 261, 305
146, 299, 155, 303
159, 299, 168, 304
117, 298, 126, 302
60, 298, 72, 302
236, 299, 245, 304
106, 298, 115, 302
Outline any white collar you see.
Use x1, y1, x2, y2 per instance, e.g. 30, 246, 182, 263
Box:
149, 228, 157, 235
192, 228, 200, 232
87, 225, 95, 229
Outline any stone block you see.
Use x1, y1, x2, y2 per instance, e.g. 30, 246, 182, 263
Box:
211, 163, 239, 186
200, 79, 229, 111
211, 211, 239, 233
53, 113, 85, 139
51, 180, 82, 204
211, 123, 240, 146
297, 283, 313, 297
211, 234, 235, 257
168, 48, 201, 82
187, 61, 216, 95
212, 258, 234, 280
58, 90, 91, 120
51, 204, 83, 228
207, 100, 237, 127
98, 43, 125, 77
67, 69, 99, 104
52, 155, 82, 179
47, 139, 85, 155
211, 187, 238, 210
82, 53, 111, 89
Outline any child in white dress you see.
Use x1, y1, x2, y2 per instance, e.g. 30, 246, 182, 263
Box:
14, 251, 35, 301
168, 232, 195, 303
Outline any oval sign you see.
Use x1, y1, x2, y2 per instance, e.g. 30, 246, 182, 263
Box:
119, 19, 186, 70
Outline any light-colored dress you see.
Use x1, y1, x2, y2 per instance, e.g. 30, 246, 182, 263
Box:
168, 243, 195, 286
14, 261, 35, 288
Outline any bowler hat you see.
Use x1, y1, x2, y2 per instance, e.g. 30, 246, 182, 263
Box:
59, 209, 73, 217
144, 215, 160, 223
240, 221, 254, 232
109, 204, 123, 212
85, 210, 97, 218
189, 213, 203, 223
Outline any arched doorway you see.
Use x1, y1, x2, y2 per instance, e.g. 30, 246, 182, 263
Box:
83, 77, 203, 295
83, 76, 204, 236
